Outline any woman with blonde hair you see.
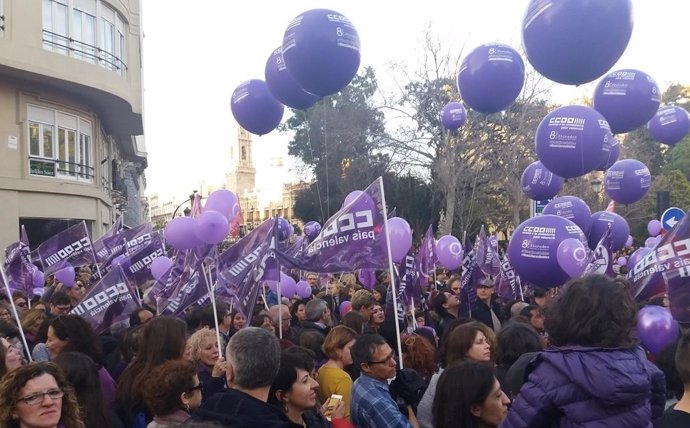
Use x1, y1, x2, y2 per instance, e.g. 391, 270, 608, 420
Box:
20, 308, 47, 351
187, 327, 227, 402
317, 325, 358, 422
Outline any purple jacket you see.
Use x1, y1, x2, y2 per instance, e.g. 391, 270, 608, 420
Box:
500, 346, 665, 428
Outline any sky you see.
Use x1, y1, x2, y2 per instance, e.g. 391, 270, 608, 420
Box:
141, 0, 690, 202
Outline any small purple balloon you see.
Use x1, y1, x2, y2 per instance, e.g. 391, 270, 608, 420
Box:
342, 190, 376, 214
55, 264, 75, 287
296, 280, 312, 299
194, 210, 229, 244
596, 135, 620, 171
543, 196, 592, 235
647, 219, 662, 237
648, 105, 690, 146
32, 269, 45, 288
508, 215, 587, 288
165, 217, 202, 250
205, 190, 240, 221
535, 105, 612, 179
304, 221, 322, 240
150, 256, 173, 280
435, 235, 463, 271
556, 238, 589, 278
616, 256, 627, 267
457, 43, 525, 114
587, 211, 630, 251
644, 236, 657, 248
265, 46, 319, 110
593, 69, 660, 134
625, 235, 634, 248
231, 79, 284, 136
387, 217, 412, 264
357, 268, 377, 290
636, 306, 679, 355
282, 9, 361, 97
440, 102, 467, 130
521, 0, 633, 85
604, 159, 651, 205
521, 161, 563, 201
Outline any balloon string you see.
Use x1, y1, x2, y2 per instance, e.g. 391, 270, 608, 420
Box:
322, 105, 331, 219
466, 115, 490, 227
305, 114, 326, 222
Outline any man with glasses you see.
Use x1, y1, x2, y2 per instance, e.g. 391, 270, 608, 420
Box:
350, 335, 418, 428
49, 292, 72, 316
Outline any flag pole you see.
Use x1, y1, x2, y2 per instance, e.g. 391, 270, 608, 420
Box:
379, 177, 404, 369
203, 262, 223, 358
0, 264, 33, 362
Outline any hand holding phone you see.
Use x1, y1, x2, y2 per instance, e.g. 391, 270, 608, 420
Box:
322, 394, 343, 421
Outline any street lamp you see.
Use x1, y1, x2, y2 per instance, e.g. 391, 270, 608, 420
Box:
590, 178, 603, 194
171, 191, 198, 219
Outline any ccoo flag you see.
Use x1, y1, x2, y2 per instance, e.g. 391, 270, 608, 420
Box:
38, 222, 97, 276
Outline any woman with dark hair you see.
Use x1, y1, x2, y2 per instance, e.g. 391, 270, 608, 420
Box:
0, 361, 85, 428
1, 336, 23, 378
502, 274, 666, 428
432, 361, 510, 428
226, 309, 247, 338
53, 352, 114, 428
291, 299, 309, 327
372, 285, 387, 306
494, 323, 543, 397
141, 359, 202, 427
368, 304, 385, 334
342, 311, 364, 335
116, 316, 188, 426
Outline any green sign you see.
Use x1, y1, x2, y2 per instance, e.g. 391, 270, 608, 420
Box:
29, 159, 56, 177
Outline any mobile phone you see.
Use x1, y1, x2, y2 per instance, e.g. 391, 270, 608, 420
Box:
323, 394, 343, 421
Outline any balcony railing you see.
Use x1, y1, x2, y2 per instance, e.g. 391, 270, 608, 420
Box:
28, 156, 94, 181
42, 29, 127, 74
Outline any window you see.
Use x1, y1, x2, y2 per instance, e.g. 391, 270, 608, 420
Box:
27, 105, 94, 182
42, 0, 127, 75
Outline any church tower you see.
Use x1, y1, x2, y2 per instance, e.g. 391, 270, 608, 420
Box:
225, 127, 256, 195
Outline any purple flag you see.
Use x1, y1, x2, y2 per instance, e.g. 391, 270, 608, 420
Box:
495, 254, 523, 302
629, 210, 690, 322
216, 219, 277, 320
276, 178, 388, 272
123, 223, 154, 255
417, 225, 436, 281
4, 228, 34, 295
585, 225, 615, 277
92, 218, 123, 263
158, 266, 213, 317
38, 222, 96, 276
121, 232, 165, 287
461, 235, 481, 312
70, 266, 140, 334
475, 226, 501, 277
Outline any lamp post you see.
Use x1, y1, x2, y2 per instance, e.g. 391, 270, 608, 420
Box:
171, 191, 198, 219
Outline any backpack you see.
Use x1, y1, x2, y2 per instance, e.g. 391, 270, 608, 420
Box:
388, 368, 429, 414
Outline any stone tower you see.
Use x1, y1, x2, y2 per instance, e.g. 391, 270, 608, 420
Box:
225, 127, 256, 196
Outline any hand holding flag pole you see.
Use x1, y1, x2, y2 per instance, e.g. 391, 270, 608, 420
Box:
0, 260, 32, 362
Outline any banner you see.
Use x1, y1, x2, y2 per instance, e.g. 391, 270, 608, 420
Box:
629, 210, 690, 322
475, 226, 501, 277
461, 235, 481, 312
92, 218, 123, 263
158, 266, 213, 317
495, 254, 523, 302
4, 226, 34, 295
122, 231, 165, 287
123, 223, 154, 255
38, 222, 96, 276
417, 225, 435, 281
585, 225, 615, 277
70, 267, 140, 334
276, 178, 388, 272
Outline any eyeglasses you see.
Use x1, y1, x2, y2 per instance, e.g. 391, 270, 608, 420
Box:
16, 301, 27, 308
18, 389, 64, 406
189, 382, 204, 392
367, 354, 396, 365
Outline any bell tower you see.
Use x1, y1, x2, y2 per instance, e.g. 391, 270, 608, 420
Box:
226, 127, 256, 195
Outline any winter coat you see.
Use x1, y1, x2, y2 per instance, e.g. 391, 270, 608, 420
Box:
500, 346, 665, 428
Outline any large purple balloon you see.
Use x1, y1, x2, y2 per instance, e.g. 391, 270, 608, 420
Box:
543, 196, 592, 235
457, 43, 525, 114
648, 105, 690, 146
194, 210, 229, 244
205, 190, 240, 221
556, 238, 589, 278
520, 161, 563, 200
387, 217, 412, 263
277, 217, 292, 241
150, 256, 173, 280
637, 306, 679, 355
282, 9, 361, 97
593, 69, 660, 134
55, 264, 75, 287
435, 235, 463, 271
604, 159, 651, 205
440, 102, 467, 130
596, 135, 620, 171
342, 190, 376, 213
304, 221, 321, 240
231, 79, 284, 136
522, 0, 633, 85
535, 105, 612, 178
508, 215, 587, 288
165, 217, 202, 250
265, 46, 319, 110
587, 211, 630, 251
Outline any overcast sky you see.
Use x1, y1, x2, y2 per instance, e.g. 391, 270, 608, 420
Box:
141, 0, 689, 201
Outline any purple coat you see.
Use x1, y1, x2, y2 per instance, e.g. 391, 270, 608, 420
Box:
500, 346, 665, 428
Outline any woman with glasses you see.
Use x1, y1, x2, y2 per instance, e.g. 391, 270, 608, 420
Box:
142, 359, 203, 428
12, 292, 28, 315
0, 361, 85, 428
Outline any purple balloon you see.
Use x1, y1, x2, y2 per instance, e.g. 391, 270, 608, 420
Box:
339, 300, 352, 318
628, 247, 652, 270
277, 217, 292, 241
435, 235, 463, 271
535, 105, 612, 178
279, 273, 297, 298
282, 9, 361, 97
647, 219, 662, 237
596, 135, 620, 171
520, 161, 563, 200
644, 236, 657, 248
440, 102, 467, 130
55, 264, 75, 287
556, 238, 589, 278
32, 269, 45, 288
194, 210, 229, 244
296, 280, 312, 299
165, 217, 202, 250
358, 268, 377, 290
636, 306, 679, 355
587, 211, 630, 251
265, 46, 319, 110
205, 190, 240, 221
304, 221, 322, 240
231, 79, 284, 136
522, 0, 633, 85
604, 159, 651, 205
457, 43, 525, 114
342, 190, 376, 213
508, 215, 587, 288
387, 217, 413, 263
616, 256, 627, 267
593, 69, 660, 134
625, 235, 634, 248
543, 196, 592, 235
150, 256, 173, 280
648, 105, 690, 146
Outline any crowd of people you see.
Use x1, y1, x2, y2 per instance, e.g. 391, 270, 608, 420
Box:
1, 266, 689, 428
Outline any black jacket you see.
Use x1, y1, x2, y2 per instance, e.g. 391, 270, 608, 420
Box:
470, 298, 503, 331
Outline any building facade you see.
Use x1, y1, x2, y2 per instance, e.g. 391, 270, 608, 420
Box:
0, 0, 146, 249
225, 127, 256, 197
